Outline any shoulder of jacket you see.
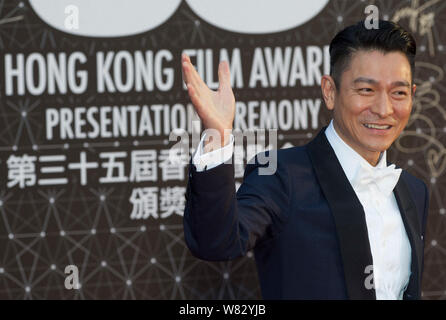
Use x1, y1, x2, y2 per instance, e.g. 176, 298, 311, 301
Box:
400, 169, 428, 190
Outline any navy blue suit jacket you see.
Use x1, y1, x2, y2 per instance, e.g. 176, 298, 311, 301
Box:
183, 126, 430, 299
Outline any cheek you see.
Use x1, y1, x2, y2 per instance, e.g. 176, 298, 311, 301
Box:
394, 103, 412, 122
340, 97, 369, 118
350, 96, 375, 115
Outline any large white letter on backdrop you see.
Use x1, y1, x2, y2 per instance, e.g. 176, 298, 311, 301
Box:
29, 0, 329, 37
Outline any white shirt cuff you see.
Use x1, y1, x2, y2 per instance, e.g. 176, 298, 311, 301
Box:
192, 133, 234, 172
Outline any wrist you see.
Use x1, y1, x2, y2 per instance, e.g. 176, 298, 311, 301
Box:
203, 129, 232, 153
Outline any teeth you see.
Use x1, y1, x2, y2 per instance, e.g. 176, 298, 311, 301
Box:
364, 123, 391, 129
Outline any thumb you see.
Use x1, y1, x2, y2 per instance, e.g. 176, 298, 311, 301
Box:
218, 60, 231, 90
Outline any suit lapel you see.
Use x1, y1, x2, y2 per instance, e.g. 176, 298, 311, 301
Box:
306, 127, 376, 300
393, 176, 422, 299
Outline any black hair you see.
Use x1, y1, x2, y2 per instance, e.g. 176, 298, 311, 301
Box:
329, 20, 416, 89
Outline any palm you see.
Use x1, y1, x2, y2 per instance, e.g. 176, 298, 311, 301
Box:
182, 54, 235, 135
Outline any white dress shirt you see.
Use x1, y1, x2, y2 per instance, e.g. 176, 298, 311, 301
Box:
192, 132, 235, 171
192, 120, 412, 299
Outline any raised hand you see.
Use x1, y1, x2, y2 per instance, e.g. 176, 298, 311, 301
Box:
182, 53, 235, 149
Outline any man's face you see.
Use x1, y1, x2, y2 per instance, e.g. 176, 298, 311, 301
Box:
322, 49, 415, 165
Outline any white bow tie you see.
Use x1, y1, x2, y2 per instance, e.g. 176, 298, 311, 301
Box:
351, 161, 402, 197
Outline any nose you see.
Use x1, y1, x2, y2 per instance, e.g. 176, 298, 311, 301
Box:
371, 92, 394, 118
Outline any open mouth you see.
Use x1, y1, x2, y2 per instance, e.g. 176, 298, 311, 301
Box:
363, 123, 392, 130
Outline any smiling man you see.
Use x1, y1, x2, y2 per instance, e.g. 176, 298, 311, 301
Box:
322, 48, 415, 167
182, 20, 429, 300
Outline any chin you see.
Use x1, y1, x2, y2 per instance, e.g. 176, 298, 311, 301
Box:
366, 142, 392, 153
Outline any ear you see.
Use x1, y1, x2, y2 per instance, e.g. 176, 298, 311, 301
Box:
321, 75, 336, 111
411, 83, 416, 97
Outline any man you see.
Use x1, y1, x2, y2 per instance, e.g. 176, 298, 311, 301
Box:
181, 20, 429, 300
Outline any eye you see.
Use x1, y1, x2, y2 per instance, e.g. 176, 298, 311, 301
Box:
392, 90, 409, 98
358, 88, 373, 94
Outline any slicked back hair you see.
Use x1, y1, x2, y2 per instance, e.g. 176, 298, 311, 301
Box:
329, 20, 416, 90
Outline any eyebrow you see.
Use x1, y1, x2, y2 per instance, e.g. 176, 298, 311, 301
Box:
353, 77, 411, 87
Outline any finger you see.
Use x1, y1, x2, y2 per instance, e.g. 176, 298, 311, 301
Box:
181, 55, 187, 85
182, 61, 199, 88
187, 84, 204, 114
182, 53, 192, 64
186, 81, 200, 99
181, 60, 189, 85
182, 56, 206, 89
181, 53, 193, 84
218, 61, 231, 90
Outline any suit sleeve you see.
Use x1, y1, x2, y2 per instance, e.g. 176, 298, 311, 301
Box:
183, 151, 290, 261
421, 181, 430, 240
420, 181, 430, 278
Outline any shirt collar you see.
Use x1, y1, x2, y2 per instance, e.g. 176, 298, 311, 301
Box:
324, 119, 387, 183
